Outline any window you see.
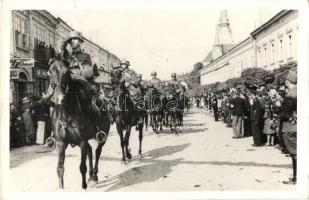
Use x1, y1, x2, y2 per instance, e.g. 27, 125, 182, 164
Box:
264, 47, 267, 67
279, 39, 283, 61
258, 49, 262, 66
14, 16, 28, 48
271, 43, 275, 63
288, 35, 292, 58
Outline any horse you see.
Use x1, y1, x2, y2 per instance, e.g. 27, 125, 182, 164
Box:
176, 92, 185, 126
110, 67, 145, 163
146, 86, 164, 133
165, 93, 180, 134
46, 57, 110, 190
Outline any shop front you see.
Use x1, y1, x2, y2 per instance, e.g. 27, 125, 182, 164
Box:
10, 63, 34, 111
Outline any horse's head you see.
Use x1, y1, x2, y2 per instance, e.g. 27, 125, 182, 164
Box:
110, 67, 123, 86
45, 59, 69, 104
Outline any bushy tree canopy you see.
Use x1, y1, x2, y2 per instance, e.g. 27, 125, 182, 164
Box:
189, 61, 297, 95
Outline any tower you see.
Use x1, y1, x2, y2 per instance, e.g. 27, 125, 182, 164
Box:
211, 10, 234, 60
217, 10, 233, 44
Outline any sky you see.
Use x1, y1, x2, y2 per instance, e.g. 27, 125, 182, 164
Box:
50, 9, 280, 80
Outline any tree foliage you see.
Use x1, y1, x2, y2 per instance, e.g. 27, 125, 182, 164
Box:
240, 68, 275, 87
189, 61, 297, 95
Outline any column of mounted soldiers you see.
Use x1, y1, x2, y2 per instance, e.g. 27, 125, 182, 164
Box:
44, 30, 187, 133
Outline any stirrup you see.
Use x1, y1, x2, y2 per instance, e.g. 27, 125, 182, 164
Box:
96, 131, 107, 143
45, 137, 56, 149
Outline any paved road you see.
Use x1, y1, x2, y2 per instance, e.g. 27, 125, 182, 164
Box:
10, 108, 295, 192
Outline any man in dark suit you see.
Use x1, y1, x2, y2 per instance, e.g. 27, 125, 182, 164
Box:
230, 89, 246, 139
249, 86, 264, 146
212, 94, 218, 121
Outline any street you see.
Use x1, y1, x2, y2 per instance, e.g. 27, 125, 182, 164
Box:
10, 108, 295, 192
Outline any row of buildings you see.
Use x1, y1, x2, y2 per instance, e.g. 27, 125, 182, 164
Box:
200, 10, 298, 86
10, 10, 121, 110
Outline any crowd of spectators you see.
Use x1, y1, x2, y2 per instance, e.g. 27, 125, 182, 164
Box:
193, 68, 297, 184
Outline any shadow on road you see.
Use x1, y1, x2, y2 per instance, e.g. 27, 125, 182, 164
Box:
10, 146, 58, 168
95, 143, 190, 191
184, 123, 206, 127
95, 140, 290, 191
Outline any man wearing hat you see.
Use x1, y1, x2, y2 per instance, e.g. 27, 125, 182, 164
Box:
21, 97, 35, 145
249, 85, 264, 146
66, 31, 93, 82
149, 71, 162, 91
230, 89, 246, 138
280, 69, 297, 184
65, 31, 109, 141
166, 73, 183, 95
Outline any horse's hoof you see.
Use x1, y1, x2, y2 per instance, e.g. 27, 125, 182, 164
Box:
138, 153, 143, 160
126, 152, 132, 160
82, 184, 87, 190
88, 179, 98, 187
57, 188, 65, 192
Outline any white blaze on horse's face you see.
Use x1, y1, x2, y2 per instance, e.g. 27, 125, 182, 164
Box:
69, 57, 83, 80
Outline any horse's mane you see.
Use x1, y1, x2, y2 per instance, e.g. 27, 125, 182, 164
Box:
62, 73, 96, 118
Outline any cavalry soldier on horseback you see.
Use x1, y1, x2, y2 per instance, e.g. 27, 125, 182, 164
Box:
149, 71, 162, 90
65, 30, 108, 143
166, 73, 183, 95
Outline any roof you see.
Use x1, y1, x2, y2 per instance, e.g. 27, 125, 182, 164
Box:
203, 51, 213, 62
203, 43, 236, 63
251, 10, 293, 37
222, 44, 237, 54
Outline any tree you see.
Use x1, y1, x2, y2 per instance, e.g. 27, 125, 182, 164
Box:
240, 68, 274, 87
193, 62, 203, 71
273, 61, 297, 86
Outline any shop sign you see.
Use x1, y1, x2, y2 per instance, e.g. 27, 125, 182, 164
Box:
10, 69, 19, 79
20, 58, 34, 67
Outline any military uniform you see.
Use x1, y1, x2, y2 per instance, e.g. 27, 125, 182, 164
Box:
280, 69, 297, 184
67, 31, 110, 138
167, 79, 182, 95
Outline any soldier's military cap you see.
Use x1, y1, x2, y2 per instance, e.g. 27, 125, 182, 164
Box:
120, 59, 130, 66
137, 74, 142, 78
67, 31, 84, 43
112, 63, 122, 69
171, 73, 176, 77
151, 71, 157, 75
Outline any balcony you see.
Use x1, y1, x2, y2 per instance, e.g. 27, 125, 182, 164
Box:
33, 41, 56, 68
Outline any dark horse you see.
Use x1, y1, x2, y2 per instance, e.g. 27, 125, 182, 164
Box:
46, 57, 110, 190
110, 68, 145, 163
146, 87, 164, 133
176, 92, 185, 126
165, 93, 180, 134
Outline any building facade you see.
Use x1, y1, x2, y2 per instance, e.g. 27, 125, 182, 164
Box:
10, 10, 120, 110
10, 10, 58, 110
200, 10, 298, 86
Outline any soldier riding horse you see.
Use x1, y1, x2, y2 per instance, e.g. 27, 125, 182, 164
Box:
45, 52, 110, 190
110, 62, 145, 163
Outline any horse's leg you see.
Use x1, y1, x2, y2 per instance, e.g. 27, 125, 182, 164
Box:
138, 123, 143, 159
159, 113, 163, 131
79, 140, 88, 190
91, 142, 104, 184
155, 113, 159, 131
145, 114, 148, 131
56, 140, 67, 190
86, 142, 96, 185
117, 125, 126, 162
124, 125, 132, 160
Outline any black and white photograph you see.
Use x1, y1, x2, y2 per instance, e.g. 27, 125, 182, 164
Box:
1, 0, 309, 199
